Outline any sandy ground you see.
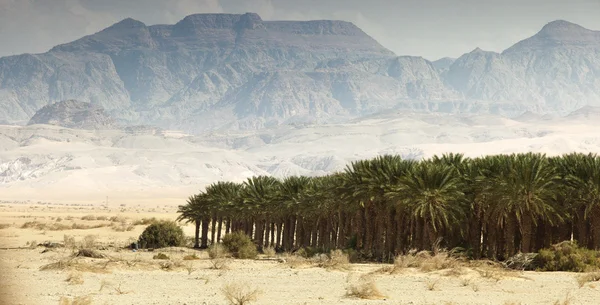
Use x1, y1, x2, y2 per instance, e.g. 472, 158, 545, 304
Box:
0, 202, 598, 305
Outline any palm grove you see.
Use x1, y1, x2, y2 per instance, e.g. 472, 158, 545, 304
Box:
177, 152, 600, 262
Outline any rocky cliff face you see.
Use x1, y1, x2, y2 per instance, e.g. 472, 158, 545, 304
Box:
27, 100, 116, 130
0, 16, 599, 131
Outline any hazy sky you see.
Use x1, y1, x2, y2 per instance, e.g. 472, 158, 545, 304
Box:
1, 0, 599, 60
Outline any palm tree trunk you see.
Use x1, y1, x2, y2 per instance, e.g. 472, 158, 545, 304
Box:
225, 218, 231, 235
468, 205, 482, 259
255, 218, 264, 251
216, 217, 223, 244
270, 222, 276, 247
276, 222, 283, 249
264, 219, 271, 249
289, 216, 297, 250
210, 215, 217, 245
194, 219, 200, 249
591, 206, 600, 250
201, 216, 210, 249
576, 207, 589, 247
337, 211, 346, 249
386, 208, 397, 262
520, 213, 534, 253
505, 217, 517, 257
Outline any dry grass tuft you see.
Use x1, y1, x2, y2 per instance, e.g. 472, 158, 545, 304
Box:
263, 246, 276, 257
22, 221, 107, 231
221, 282, 262, 305
183, 254, 200, 260
576, 272, 600, 288
346, 277, 386, 300
40, 257, 109, 274
389, 249, 459, 274
58, 295, 92, 305
0, 223, 10, 229
210, 257, 232, 270
65, 272, 84, 285
425, 278, 440, 291
315, 250, 351, 271
110, 221, 134, 232
284, 254, 309, 269
153, 253, 170, 260
552, 292, 573, 305
502, 302, 522, 305
208, 244, 228, 259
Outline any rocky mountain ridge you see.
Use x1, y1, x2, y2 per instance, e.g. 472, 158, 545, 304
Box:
0, 16, 599, 132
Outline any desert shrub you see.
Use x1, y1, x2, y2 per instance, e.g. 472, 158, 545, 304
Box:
315, 250, 351, 271
183, 254, 200, 260
263, 246, 276, 257
208, 244, 229, 259
294, 247, 322, 258
132, 217, 157, 225
221, 282, 262, 305
576, 272, 600, 288
64, 235, 76, 249
153, 253, 170, 260
138, 220, 185, 249
536, 241, 600, 272
390, 249, 458, 273
81, 235, 98, 249
0, 223, 11, 229
222, 232, 257, 259
111, 221, 134, 232
346, 278, 386, 300
80, 215, 96, 221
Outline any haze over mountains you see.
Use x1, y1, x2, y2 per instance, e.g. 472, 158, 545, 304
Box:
1, 13, 599, 131
1, 13, 600, 203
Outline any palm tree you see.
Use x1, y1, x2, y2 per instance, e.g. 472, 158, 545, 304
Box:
241, 176, 281, 251
486, 153, 562, 255
177, 193, 211, 248
387, 161, 466, 251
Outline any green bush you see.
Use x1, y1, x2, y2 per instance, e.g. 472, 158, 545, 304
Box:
221, 231, 257, 259
536, 241, 600, 272
138, 220, 185, 249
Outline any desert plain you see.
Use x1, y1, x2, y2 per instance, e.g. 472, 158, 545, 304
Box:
0, 201, 597, 305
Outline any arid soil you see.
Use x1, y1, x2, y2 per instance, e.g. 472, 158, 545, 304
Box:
0, 202, 597, 305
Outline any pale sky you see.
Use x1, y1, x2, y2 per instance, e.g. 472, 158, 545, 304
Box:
0, 0, 599, 60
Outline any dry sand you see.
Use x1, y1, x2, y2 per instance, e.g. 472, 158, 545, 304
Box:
0, 202, 598, 305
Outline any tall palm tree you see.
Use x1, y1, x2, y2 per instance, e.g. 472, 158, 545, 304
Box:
177, 193, 211, 248
388, 161, 466, 251
486, 153, 562, 255
241, 176, 281, 251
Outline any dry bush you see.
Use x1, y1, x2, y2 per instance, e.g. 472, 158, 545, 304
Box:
81, 235, 98, 249
183, 254, 200, 260
576, 272, 600, 288
346, 277, 386, 300
425, 278, 440, 291
210, 257, 231, 270
185, 262, 197, 275
63, 235, 76, 249
221, 282, 262, 305
74, 249, 106, 259
58, 295, 92, 305
284, 254, 309, 269
503, 302, 522, 305
110, 221, 134, 232
132, 217, 157, 226
208, 244, 229, 259
66, 272, 84, 285
26, 240, 38, 249
388, 249, 458, 274
460, 277, 471, 287
80, 215, 97, 221
315, 250, 351, 271
263, 246, 276, 257
40, 257, 109, 273
99, 280, 131, 295
471, 283, 480, 292
109, 216, 127, 223
0, 223, 10, 229
153, 253, 170, 260
22, 221, 106, 231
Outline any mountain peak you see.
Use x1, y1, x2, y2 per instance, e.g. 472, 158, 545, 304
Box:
538, 20, 587, 35
504, 20, 599, 54
106, 18, 146, 30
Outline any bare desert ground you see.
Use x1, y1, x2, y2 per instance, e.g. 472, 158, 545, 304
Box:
0, 201, 598, 305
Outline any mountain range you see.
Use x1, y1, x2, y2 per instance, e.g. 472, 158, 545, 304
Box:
1, 14, 599, 132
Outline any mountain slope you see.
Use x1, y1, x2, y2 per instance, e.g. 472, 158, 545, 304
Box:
1, 16, 600, 130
